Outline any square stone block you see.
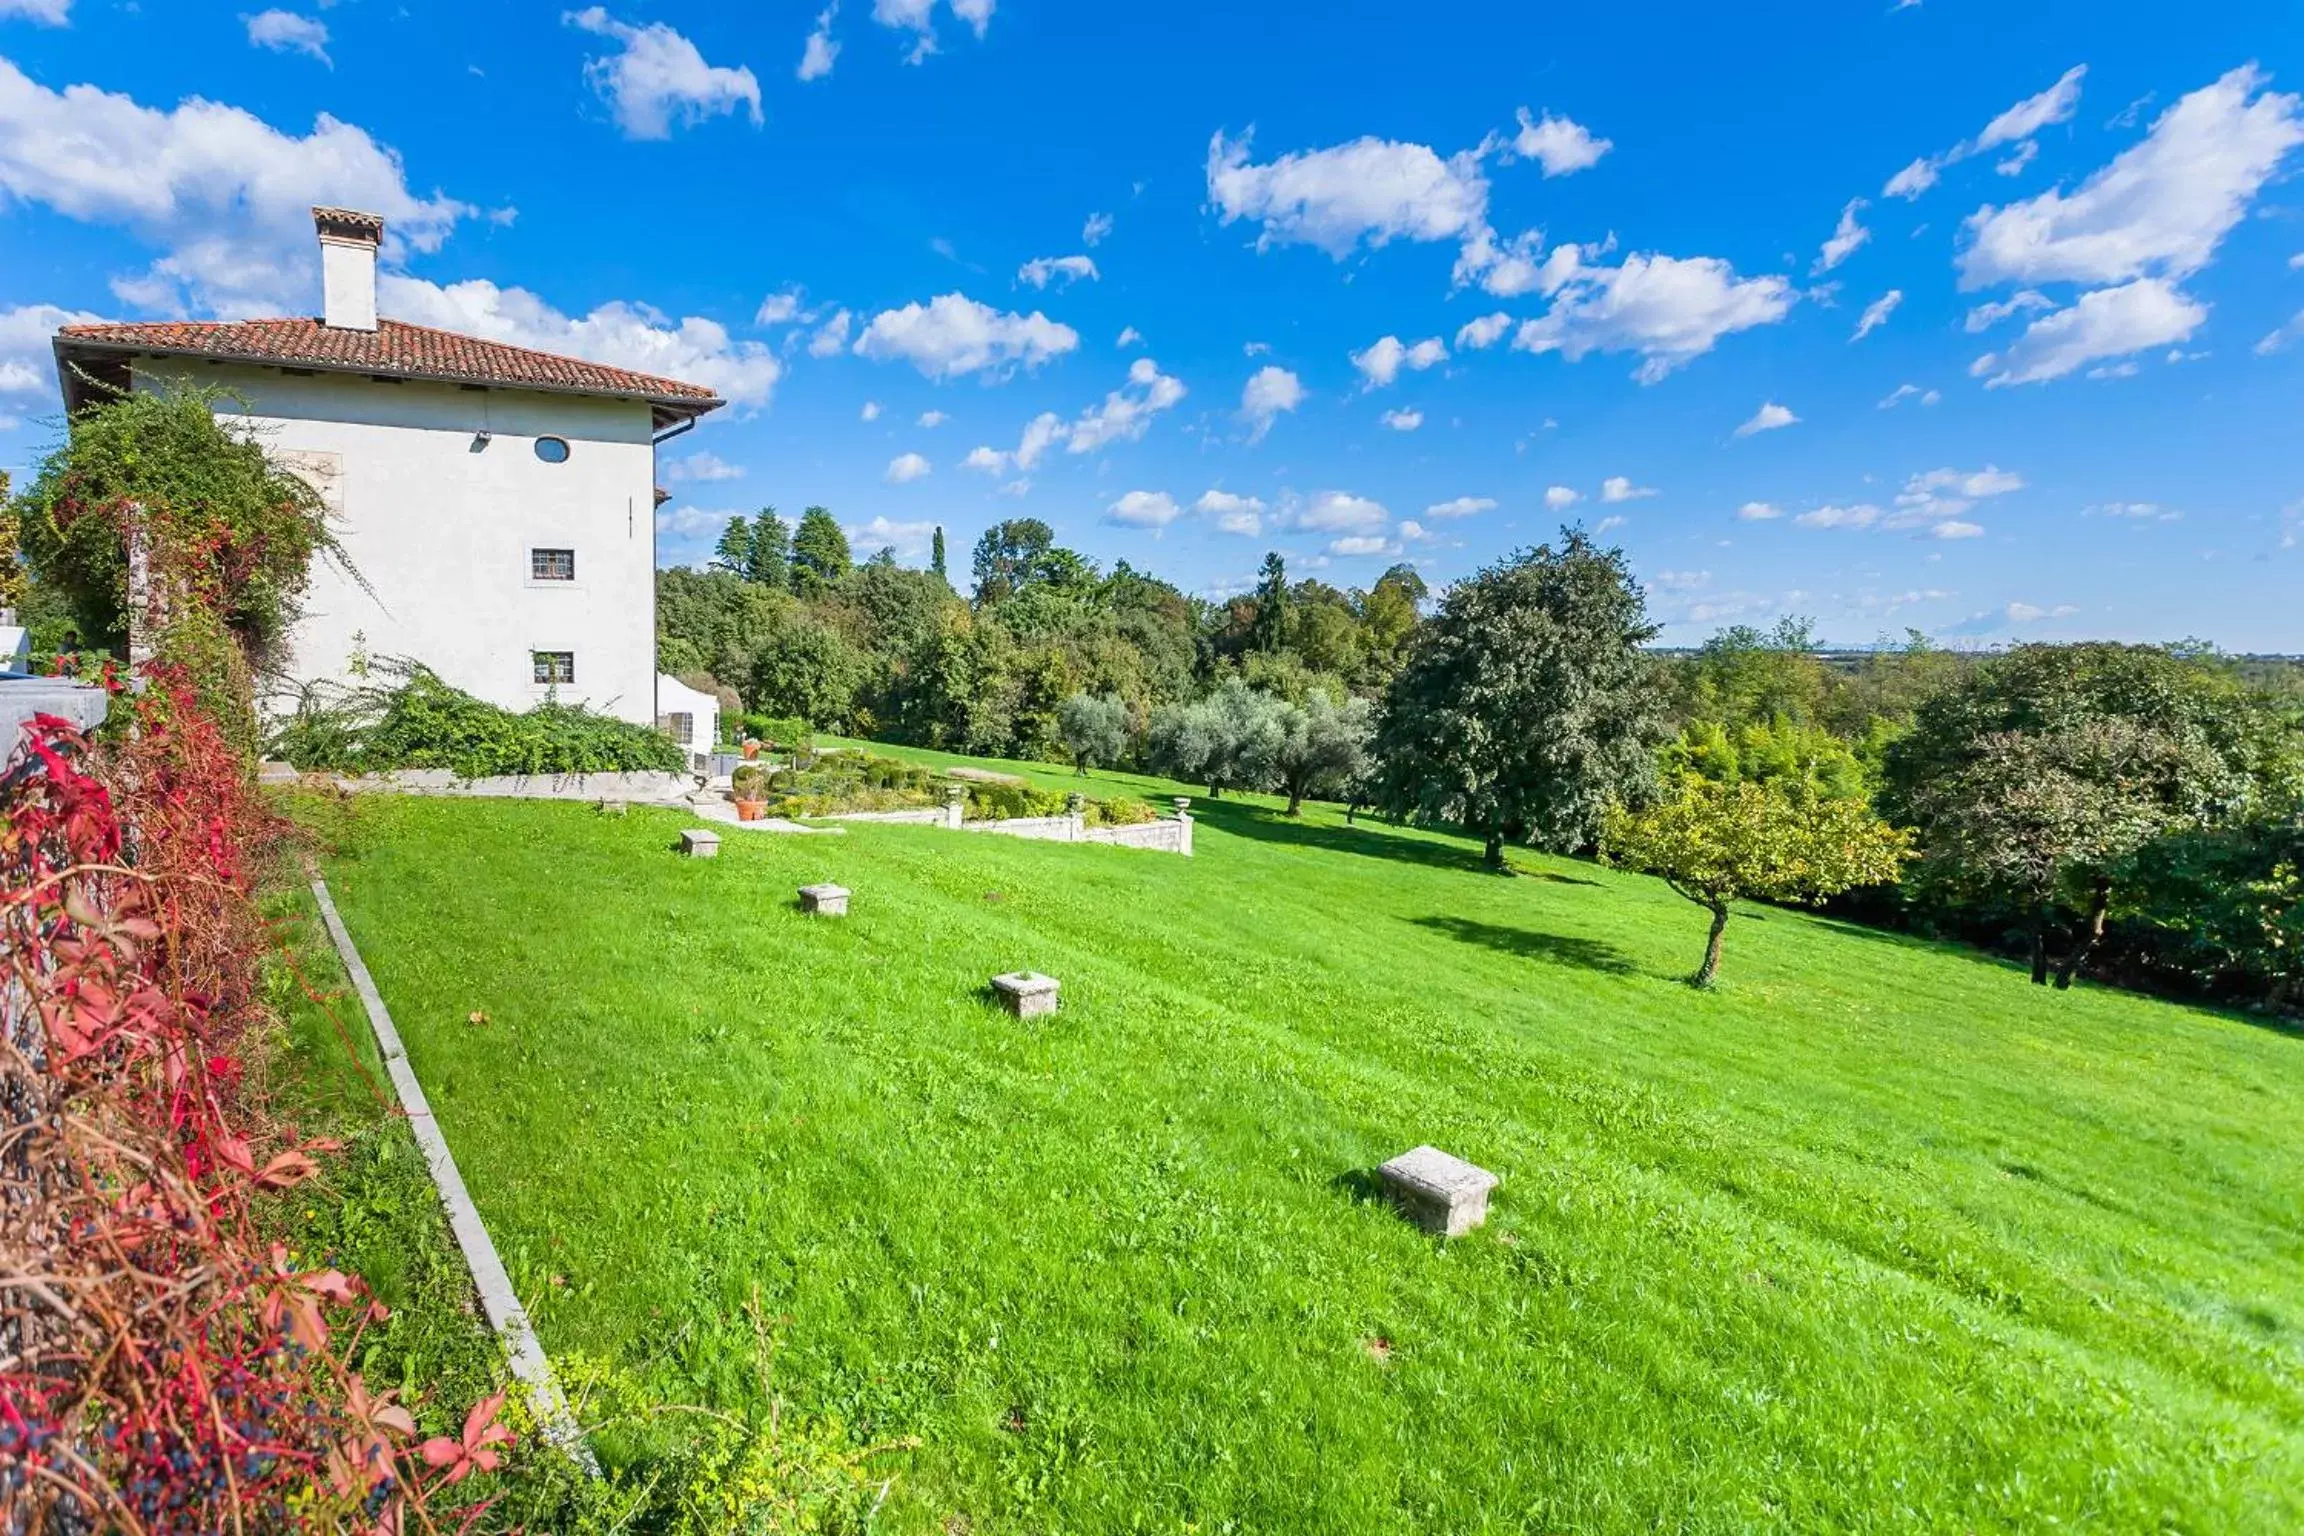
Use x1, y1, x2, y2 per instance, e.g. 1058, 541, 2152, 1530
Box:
990, 971, 1060, 1018
1376, 1145, 1498, 1238
798, 883, 849, 916
598, 797, 629, 816
678, 828, 721, 858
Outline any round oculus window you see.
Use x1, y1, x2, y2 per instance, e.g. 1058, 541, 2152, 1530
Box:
534, 436, 571, 464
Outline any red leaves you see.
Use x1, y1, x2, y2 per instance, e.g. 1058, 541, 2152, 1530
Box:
5, 702, 514, 1528
418, 1391, 515, 1487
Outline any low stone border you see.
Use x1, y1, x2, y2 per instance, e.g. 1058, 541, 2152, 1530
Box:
322, 768, 694, 803
309, 877, 595, 1471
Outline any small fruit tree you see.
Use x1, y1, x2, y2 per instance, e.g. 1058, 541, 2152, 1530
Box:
1607, 777, 1913, 987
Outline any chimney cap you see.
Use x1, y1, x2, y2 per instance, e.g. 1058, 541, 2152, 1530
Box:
313, 206, 385, 246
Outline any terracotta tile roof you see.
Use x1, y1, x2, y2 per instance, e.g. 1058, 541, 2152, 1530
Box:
53, 316, 723, 414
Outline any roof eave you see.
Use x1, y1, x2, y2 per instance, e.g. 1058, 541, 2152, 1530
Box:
50, 334, 725, 419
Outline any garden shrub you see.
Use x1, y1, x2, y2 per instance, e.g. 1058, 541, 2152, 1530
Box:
270, 662, 686, 778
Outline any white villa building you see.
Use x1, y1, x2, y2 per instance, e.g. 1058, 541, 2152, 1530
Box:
50, 207, 723, 739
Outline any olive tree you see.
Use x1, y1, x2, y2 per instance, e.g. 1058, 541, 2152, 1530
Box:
1606, 778, 1913, 987
1273, 689, 1373, 815
1055, 691, 1130, 775
1372, 530, 1665, 869
1147, 677, 1285, 797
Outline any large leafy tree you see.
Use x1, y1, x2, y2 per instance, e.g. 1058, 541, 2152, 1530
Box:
1273, 689, 1373, 815
789, 506, 850, 592
1372, 529, 1665, 868
1607, 778, 1913, 987
1882, 643, 2261, 987
971, 518, 1057, 605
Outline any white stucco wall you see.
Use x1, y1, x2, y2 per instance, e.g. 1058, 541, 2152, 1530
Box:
136, 361, 662, 725
654, 672, 720, 762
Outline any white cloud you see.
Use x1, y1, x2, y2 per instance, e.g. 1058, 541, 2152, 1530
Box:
1328, 534, 1397, 557
1397, 520, 1432, 543
1963, 290, 2054, 331
798, 5, 839, 81
1115, 325, 1143, 347
1380, 407, 1423, 431
917, 408, 947, 426
2085, 501, 2180, 521
853, 292, 1078, 379
381, 274, 784, 406
1425, 495, 1495, 519
1976, 65, 2087, 153
1814, 198, 1870, 274
1350, 333, 1446, 388
808, 308, 853, 357
961, 411, 1063, 476
1543, 485, 1581, 510
1082, 211, 1113, 246
1651, 568, 1711, 592
1795, 503, 1882, 529
1455, 228, 1583, 299
2290, 252, 2304, 270
1592, 514, 1627, 535
1454, 311, 1511, 350
1932, 520, 1985, 539
244, 10, 330, 66
1996, 141, 2039, 178
2255, 308, 2304, 355
1509, 108, 1612, 176
1107, 489, 1183, 529
1736, 500, 1783, 520
1232, 365, 1302, 442
1852, 288, 1903, 340
1510, 250, 1796, 382
1884, 156, 1941, 200
1734, 401, 1798, 437
871, 0, 994, 63
1196, 489, 1266, 536
1970, 277, 2205, 386
1960, 66, 2303, 290
754, 287, 806, 325
0, 58, 473, 318
859, 399, 881, 421
0, 301, 103, 407
844, 515, 937, 559
1877, 382, 1941, 408
667, 450, 744, 482
1287, 491, 1389, 534
1017, 253, 1098, 289
565, 8, 762, 141
885, 450, 932, 483
0, 1, 70, 24
1206, 128, 1489, 258
1065, 356, 1186, 452
1601, 475, 1657, 503
2006, 601, 2079, 622
1886, 464, 2025, 535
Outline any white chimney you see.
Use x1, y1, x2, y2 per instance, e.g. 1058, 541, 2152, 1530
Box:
313, 206, 383, 331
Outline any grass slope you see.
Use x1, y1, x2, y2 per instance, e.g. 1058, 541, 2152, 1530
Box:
304, 759, 2304, 1533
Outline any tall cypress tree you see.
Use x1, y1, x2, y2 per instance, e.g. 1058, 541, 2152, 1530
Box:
931, 525, 948, 583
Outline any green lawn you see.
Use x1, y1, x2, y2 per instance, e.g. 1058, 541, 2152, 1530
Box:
304, 756, 2304, 1533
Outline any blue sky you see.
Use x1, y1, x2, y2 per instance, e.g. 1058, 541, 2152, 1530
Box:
2, 2, 2301, 647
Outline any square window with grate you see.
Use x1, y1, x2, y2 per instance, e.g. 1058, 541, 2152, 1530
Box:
531, 548, 575, 581
533, 651, 575, 685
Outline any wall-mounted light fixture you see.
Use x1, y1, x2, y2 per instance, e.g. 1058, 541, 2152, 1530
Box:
470, 430, 493, 453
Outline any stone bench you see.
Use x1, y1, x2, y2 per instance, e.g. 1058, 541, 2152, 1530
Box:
678, 828, 721, 858
1376, 1145, 1497, 1237
798, 883, 849, 916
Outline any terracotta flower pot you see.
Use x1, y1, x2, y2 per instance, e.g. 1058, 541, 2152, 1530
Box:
734, 799, 768, 822
741, 740, 762, 760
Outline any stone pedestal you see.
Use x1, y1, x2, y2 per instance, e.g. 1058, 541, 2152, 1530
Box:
944, 786, 968, 830
990, 971, 1060, 1018
798, 883, 849, 916
1376, 1145, 1497, 1237
678, 828, 721, 858
598, 797, 629, 816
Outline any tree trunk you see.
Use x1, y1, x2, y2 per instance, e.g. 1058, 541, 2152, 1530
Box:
1691, 903, 1730, 988
1075, 757, 1088, 777
1483, 829, 1505, 871
2053, 878, 2111, 990
2029, 906, 2051, 986
1285, 780, 1304, 816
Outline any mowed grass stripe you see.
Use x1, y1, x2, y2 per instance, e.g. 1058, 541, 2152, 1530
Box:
309, 781, 2304, 1533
